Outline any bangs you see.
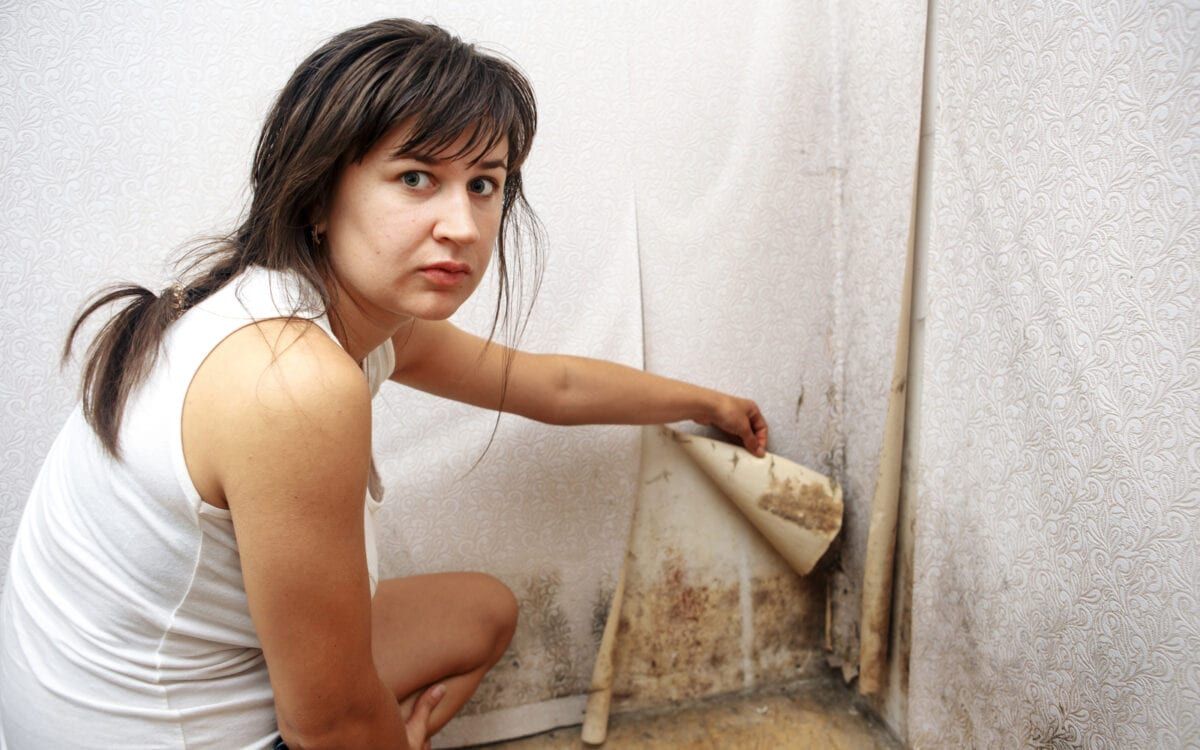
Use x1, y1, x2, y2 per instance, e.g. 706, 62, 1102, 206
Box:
370, 39, 536, 172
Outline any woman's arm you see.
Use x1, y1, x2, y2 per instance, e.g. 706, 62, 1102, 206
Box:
390, 320, 768, 455
187, 320, 426, 749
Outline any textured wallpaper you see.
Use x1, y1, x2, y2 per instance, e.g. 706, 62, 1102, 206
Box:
909, 1, 1200, 747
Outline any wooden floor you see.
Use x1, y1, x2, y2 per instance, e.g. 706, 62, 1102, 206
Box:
467, 679, 901, 750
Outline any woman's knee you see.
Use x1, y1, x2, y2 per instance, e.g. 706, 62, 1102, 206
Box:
468, 573, 518, 663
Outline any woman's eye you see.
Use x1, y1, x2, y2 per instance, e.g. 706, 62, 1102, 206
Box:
401, 171, 431, 188
469, 177, 497, 197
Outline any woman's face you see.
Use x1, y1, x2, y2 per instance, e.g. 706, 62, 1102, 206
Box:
319, 123, 508, 326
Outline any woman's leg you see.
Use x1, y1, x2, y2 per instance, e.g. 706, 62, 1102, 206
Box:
370, 572, 518, 736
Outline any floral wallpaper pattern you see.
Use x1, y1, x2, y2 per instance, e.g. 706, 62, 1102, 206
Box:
909, 1, 1200, 747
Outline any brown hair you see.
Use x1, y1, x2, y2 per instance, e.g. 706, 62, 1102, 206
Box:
64, 18, 542, 457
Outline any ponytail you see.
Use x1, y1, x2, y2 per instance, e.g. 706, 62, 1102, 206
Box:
63, 251, 242, 459
62, 285, 179, 458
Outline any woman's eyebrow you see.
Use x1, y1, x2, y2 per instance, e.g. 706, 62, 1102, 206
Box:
387, 150, 437, 163
388, 151, 506, 171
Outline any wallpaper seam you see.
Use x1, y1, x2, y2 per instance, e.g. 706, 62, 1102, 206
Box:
829, 0, 847, 481
633, 195, 647, 372
826, 0, 853, 676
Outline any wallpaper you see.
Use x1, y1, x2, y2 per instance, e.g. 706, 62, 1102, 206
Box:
606, 1, 872, 714
909, 1, 1200, 747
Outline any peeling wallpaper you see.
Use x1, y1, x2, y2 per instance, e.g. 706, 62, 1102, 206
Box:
610, 427, 827, 713
909, 1, 1200, 747
830, 0, 928, 681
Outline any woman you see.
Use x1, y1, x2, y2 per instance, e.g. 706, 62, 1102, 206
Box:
0, 19, 768, 750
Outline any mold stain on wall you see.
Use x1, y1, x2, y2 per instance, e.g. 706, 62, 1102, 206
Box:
610, 550, 827, 713
758, 473, 842, 535
611, 550, 744, 710
590, 580, 615, 645
1025, 702, 1085, 750
461, 571, 580, 715
596, 426, 832, 714
750, 572, 825, 684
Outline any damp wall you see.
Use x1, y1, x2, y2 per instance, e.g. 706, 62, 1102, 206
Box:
609, 427, 829, 713
600, 0, 927, 721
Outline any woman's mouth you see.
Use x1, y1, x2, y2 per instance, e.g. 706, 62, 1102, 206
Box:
419, 262, 471, 288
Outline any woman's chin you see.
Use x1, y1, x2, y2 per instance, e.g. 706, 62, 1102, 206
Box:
403, 298, 467, 322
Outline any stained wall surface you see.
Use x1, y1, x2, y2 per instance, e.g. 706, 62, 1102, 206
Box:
909, 1, 1200, 746
608, 0, 843, 715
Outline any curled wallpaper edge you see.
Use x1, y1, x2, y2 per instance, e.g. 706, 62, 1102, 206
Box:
858, 143, 920, 696
858, 3, 932, 699
826, 0, 929, 687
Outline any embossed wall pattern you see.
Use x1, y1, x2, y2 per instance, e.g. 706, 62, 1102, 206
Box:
909, 1, 1200, 747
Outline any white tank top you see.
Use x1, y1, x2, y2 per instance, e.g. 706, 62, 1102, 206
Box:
0, 266, 394, 749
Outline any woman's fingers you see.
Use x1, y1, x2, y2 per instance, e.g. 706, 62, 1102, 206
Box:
741, 416, 759, 455
725, 398, 769, 456
733, 400, 767, 457
749, 406, 769, 456
704, 393, 769, 457
405, 684, 446, 750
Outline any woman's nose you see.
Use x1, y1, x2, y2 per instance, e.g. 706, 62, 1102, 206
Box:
432, 189, 481, 246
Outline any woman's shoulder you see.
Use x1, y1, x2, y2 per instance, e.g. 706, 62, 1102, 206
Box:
179, 266, 368, 473
172, 265, 352, 397
182, 312, 367, 511
207, 318, 366, 410
181, 316, 368, 506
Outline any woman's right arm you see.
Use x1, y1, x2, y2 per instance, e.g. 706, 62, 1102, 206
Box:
185, 320, 411, 749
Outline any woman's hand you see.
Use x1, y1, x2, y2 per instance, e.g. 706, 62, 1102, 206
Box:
404, 683, 446, 750
698, 394, 769, 457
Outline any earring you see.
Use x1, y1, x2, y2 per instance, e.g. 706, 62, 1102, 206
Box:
310, 226, 323, 247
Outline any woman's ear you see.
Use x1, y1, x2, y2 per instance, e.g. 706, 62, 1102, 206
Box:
309, 204, 327, 236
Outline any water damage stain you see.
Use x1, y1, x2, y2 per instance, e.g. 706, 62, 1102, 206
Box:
611, 551, 742, 710
757, 473, 841, 534
750, 573, 825, 683
1025, 703, 1085, 749
591, 582, 615, 644
460, 571, 580, 715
